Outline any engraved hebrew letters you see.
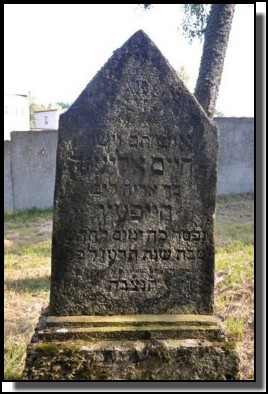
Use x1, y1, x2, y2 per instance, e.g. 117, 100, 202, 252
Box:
50, 30, 218, 316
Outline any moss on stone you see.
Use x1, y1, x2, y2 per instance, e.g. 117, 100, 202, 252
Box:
222, 341, 236, 352
144, 339, 171, 363
24, 337, 240, 380
36, 343, 61, 356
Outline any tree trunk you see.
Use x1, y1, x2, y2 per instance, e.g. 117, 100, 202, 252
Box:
194, 4, 236, 118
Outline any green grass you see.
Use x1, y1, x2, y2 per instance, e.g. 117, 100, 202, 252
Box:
216, 242, 253, 285
4, 194, 254, 380
214, 193, 254, 380
4, 207, 53, 222
224, 316, 245, 341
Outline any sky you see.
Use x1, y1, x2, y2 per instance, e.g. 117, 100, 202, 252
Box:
5, 4, 254, 117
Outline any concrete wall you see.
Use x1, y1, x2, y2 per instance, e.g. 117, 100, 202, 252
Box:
215, 117, 254, 195
4, 141, 14, 212
4, 118, 254, 212
9, 130, 58, 211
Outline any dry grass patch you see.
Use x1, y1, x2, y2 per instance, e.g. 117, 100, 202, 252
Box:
4, 208, 52, 380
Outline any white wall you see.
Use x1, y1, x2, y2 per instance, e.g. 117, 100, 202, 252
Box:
34, 109, 65, 129
4, 93, 30, 140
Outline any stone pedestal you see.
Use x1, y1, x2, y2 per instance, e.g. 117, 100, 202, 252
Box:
23, 314, 239, 380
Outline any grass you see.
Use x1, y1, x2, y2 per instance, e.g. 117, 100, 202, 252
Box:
224, 316, 245, 341
4, 194, 254, 380
214, 193, 254, 380
4, 208, 53, 381
4, 336, 26, 381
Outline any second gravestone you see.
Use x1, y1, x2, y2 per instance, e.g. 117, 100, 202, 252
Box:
23, 30, 239, 380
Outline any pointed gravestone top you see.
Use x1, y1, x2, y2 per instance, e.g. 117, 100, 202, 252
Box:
50, 30, 218, 316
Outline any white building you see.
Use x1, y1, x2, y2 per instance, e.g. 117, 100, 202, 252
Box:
4, 93, 30, 140
34, 108, 66, 129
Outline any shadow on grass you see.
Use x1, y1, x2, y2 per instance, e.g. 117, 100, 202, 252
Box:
20, 246, 52, 258
6, 246, 51, 258
4, 207, 53, 222
5, 276, 50, 294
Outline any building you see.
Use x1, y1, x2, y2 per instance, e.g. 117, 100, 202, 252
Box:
34, 108, 66, 129
4, 93, 30, 140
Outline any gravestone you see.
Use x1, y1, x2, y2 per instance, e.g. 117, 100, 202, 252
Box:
23, 30, 239, 380
50, 29, 216, 316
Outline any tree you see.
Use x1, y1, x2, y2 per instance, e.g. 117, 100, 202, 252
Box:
29, 92, 46, 128
141, 4, 236, 119
176, 65, 190, 88
214, 109, 224, 117
47, 102, 72, 110
194, 4, 236, 118
181, 4, 210, 42
57, 102, 71, 109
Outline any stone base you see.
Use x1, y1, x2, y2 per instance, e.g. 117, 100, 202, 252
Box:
23, 314, 239, 380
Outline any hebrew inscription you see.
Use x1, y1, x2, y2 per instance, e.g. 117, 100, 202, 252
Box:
50, 30, 218, 316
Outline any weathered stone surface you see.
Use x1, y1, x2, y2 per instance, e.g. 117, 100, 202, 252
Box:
23, 339, 239, 381
50, 30, 218, 316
